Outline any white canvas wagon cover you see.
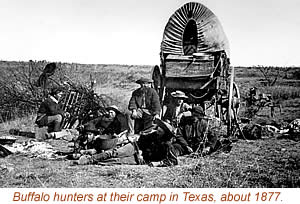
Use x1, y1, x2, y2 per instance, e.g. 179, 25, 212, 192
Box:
161, 2, 229, 56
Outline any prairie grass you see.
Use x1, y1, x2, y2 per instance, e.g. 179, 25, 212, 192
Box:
263, 85, 300, 100
0, 114, 36, 133
1, 138, 299, 188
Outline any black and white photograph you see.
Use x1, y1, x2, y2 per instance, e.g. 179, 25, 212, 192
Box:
0, 0, 299, 190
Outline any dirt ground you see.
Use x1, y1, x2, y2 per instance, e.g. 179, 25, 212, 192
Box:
0, 134, 299, 188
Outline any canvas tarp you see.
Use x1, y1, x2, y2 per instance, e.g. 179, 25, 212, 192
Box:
161, 2, 229, 56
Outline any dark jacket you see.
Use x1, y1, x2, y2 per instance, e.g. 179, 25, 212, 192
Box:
128, 87, 161, 115
36, 97, 64, 126
84, 113, 128, 135
102, 113, 128, 135
178, 116, 218, 151
38, 97, 64, 116
137, 130, 189, 163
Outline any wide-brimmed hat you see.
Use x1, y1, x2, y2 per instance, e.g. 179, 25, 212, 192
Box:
191, 106, 205, 117
171, 90, 188, 99
135, 77, 153, 84
106, 105, 120, 114
154, 118, 175, 137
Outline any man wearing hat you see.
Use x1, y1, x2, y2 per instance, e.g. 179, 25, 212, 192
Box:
163, 90, 191, 127
73, 105, 128, 157
72, 105, 137, 165
178, 106, 218, 155
74, 122, 99, 153
137, 118, 193, 167
102, 105, 128, 135
35, 87, 68, 137
127, 77, 161, 134
82, 105, 128, 136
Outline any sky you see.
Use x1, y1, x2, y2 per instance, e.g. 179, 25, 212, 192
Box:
0, 0, 299, 66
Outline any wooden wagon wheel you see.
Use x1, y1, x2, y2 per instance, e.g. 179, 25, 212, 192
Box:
152, 65, 162, 93
152, 65, 166, 116
227, 67, 241, 137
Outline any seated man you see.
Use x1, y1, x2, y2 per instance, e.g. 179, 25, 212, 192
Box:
35, 87, 68, 138
127, 77, 161, 134
137, 119, 193, 167
82, 105, 128, 136
163, 90, 191, 127
178, 106, 219, 155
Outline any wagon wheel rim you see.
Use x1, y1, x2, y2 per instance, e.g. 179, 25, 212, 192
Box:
232, 82, 241, 114
151, 65, 165, 116
151, 65, 162, 93
227, 67, 240, 137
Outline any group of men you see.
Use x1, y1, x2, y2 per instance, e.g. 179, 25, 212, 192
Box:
36, 77, 218, 167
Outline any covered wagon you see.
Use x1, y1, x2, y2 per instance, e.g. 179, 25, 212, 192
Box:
152, 2, 240, 136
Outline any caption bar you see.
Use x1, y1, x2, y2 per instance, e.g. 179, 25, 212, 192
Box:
4, 188, 295, 204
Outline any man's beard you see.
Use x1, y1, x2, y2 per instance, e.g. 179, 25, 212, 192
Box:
141, 86, 149, 91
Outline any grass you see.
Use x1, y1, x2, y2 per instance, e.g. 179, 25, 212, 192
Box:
0, 114, 36, 133
1, 138, 299, 188
0, 64, 300, 188
263, 86, 300, 100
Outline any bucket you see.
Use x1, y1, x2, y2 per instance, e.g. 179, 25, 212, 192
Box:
94, 135, 118, 151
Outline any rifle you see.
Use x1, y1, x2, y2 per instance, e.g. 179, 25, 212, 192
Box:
125, 133, 143, 165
